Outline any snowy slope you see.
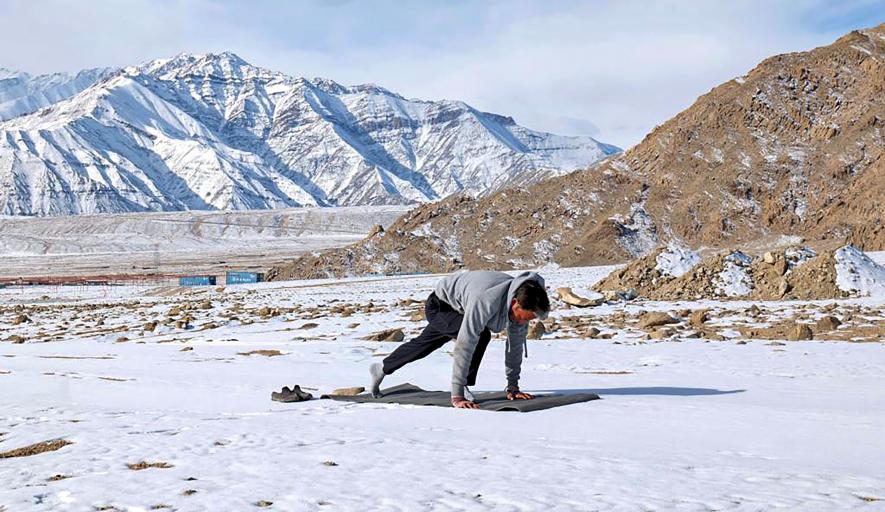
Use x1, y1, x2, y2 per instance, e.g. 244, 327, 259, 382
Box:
0, 206, 409, 257
0, 67, 117, 121
0, 53, 619, 216
0, 206, 410, 280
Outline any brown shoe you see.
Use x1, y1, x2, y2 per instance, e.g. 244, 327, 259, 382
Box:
271, 385, 313, 402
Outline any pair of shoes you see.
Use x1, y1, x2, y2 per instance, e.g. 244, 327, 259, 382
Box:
369, 363, 386, 398
271, 384, 313, 402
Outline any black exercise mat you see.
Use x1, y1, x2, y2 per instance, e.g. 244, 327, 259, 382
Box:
325, 383, 600, 412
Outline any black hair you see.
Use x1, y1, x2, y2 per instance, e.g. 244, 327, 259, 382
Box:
514, 280, 550, 314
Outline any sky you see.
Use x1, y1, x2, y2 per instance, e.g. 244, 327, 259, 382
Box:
0, 0, 882, 149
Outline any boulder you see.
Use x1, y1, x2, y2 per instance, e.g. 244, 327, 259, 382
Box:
602, 289, 637, 302
774, 256, 788, 276
638, 312, 679, 329
527, 320, 546, 340
648, 327, 676, 339
815, 315, 842, 332
11, 314, 30, 325
689, 309, 709, 328
556, 287, 603, 307
788, 324, 814, 341
778, 280, 792, 297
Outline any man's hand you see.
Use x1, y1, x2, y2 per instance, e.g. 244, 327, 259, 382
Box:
506, 390, 535, 401
451, 396, 480, 409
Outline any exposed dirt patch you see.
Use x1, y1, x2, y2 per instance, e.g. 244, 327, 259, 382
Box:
47, 474, 72, 481
813, 324, 885, 342
0, 438, 73, 459
237, 350, 285, 357
127, 461, 174, 470
38, 355, 116, 360
362, 328, 405, 342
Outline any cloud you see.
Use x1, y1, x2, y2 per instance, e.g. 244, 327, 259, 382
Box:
0, 0, 880, 148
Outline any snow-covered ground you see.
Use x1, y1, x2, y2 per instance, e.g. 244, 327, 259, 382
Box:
0, 206, 409, 279
1, 263, 884, 511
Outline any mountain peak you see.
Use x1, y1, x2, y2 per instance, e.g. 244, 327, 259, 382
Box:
0, 50, 617, 216
0, 68, 27, 80
136, 51, 276, 81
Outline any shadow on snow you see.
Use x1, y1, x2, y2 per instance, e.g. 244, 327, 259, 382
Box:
537, 387, 746, 397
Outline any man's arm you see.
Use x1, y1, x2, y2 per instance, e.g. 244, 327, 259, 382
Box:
505, 323, 533, 400
504, 323, 526, 390
450, 299, 491, 400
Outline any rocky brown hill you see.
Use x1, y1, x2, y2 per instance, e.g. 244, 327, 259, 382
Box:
268, 24, 885, 280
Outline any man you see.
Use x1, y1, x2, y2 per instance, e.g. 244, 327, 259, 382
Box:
369, 270, 550, 409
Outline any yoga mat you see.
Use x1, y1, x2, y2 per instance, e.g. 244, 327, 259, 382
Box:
325, 383, 600, 412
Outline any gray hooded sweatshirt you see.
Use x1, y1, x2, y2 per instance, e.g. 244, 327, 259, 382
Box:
434, 270, 546, 397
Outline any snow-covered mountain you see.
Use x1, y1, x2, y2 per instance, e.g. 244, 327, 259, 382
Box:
0, 52, 619, 216
0, 67, 117, 121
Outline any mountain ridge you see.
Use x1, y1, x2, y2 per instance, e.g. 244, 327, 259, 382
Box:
0, 52, 618, 216
267, 23, 885, 280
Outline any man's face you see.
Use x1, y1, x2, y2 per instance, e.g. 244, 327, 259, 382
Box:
509, 299, 537, 325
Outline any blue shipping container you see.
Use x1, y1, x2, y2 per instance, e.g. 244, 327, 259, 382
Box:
225, 271, 264, 285
179, 275, 217, 286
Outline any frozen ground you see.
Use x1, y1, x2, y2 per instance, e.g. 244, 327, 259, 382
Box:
0, 206, 409, 279
1, 262, 884, 511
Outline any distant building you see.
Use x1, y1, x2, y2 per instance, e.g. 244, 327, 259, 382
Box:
179, 276, 217, 286
225, 272, 264, 285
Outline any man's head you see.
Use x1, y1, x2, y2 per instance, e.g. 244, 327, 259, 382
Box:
509, 280, 550, 325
